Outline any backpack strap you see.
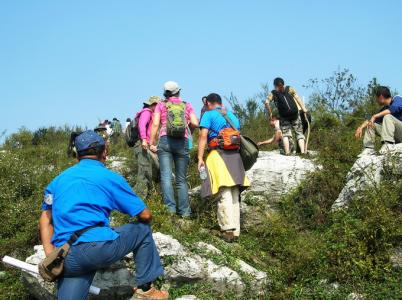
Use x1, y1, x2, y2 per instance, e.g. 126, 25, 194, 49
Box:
286, 86, 304, 111
218, 110, 238, 131
67, 222, 104, 246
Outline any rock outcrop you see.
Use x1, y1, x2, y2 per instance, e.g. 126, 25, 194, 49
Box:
332, 144, 402, 210
189, 150, 319, 216
244, 150, 319, 202
22, 233, 268, 299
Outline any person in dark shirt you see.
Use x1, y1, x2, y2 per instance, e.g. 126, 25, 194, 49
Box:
355, 86, 402, 155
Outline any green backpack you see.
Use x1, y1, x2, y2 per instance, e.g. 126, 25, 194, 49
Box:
166, 101, 187, 138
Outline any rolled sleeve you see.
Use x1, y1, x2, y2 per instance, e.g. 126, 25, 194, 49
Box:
110, 175, 146, 217
41, 185, 54, 211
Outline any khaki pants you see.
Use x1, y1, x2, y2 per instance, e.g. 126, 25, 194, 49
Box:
363, 115, 402, 148
217, 186, 240, 237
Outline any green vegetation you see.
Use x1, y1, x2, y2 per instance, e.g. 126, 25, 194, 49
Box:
0, 70, 401, 299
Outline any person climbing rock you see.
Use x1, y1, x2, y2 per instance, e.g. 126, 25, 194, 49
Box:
149, 81, 199, 218
257, 115, 293, 154
39, 130, 168, 300
134, 96, 161, 199
265, 77, 309, 155
198, 93, 250, 243
355, 86, 402, 155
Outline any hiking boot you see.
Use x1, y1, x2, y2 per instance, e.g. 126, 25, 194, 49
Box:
221, 231, 235, 243
379, 143, 396, 155
358, 148, 376, 157
132, 287, 169, 300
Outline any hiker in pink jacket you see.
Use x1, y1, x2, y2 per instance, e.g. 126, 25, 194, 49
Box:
134, 96, 161, 199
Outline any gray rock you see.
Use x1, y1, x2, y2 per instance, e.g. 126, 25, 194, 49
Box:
236, 259, 269, 291
22, 233, 268, 299
332, 144, 402, 210
347, 292, 365, 300
244, 151, 318, 203
107, 156, 130, 173
21, 274, 55, 300
23, 245, 136, 299
206, 260, 244, 294
390, 246, 402, 269
175, 296, 199, 300
153, 232, 186, 257
193, 242, 222, 255
165, 255, 205, 282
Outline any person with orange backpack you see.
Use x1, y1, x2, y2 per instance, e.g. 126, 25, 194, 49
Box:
198, 93, 250, 243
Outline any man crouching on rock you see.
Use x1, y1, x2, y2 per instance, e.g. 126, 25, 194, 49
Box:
39, 130, 168, 300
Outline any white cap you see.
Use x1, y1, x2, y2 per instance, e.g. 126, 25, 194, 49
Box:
163, 81, 181, 95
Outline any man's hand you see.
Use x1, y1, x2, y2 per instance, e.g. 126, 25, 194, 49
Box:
138, 208, 152, 223
355, 126, 364, 139
141, 139, 148, 151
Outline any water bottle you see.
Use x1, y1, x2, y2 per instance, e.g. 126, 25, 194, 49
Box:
199, 166, 208, 181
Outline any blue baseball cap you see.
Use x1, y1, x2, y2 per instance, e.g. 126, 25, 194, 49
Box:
75, 130, 105, 153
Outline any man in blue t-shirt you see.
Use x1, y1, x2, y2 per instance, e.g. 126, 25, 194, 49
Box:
39, 130, 168, 300
355, 86, 402, 155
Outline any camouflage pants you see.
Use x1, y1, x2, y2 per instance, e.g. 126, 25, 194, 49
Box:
280, 115, 305, 141
134, 141, 154, 199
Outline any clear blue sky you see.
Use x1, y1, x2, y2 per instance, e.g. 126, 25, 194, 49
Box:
1, 0, 401, 140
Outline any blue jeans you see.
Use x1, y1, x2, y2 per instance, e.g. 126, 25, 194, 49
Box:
57, 222, 164, 300
157, 136, 191, 216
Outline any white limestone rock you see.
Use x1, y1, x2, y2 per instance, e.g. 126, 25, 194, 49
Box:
175, 296, 199, 300
22, 233, 268, 299
236, 259, 269, 291
332, 144, 402, 210
206, 260, 244, 294
244, 150, 319, 201
165, 255, 205, 282
347, 292, 365, 300
153, 232, 186, 257
107, 156, 129, 173
390, 246, 402, 269
193, 242, 222, 255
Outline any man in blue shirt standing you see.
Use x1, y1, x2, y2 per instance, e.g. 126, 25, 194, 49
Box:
355, 86, 402, 155
39, 130, 168, 300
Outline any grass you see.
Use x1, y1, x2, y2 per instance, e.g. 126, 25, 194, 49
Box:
0, 117, 401, 300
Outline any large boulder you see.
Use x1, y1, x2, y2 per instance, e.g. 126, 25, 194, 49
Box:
190, 150, 319, 211
244, 150, 319, 203
332, 145, 402, 210
21, 233, 268, 299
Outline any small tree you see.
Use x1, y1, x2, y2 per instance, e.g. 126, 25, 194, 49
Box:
304, 68, 365, 116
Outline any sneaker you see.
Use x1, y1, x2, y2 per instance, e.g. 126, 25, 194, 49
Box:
379, 143, 396, 155
132, 287, 169, 300
358, 148, 376, 157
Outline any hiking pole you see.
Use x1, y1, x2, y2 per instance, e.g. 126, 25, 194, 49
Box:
305, 113, 311, 153
2, 256, 101, 295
